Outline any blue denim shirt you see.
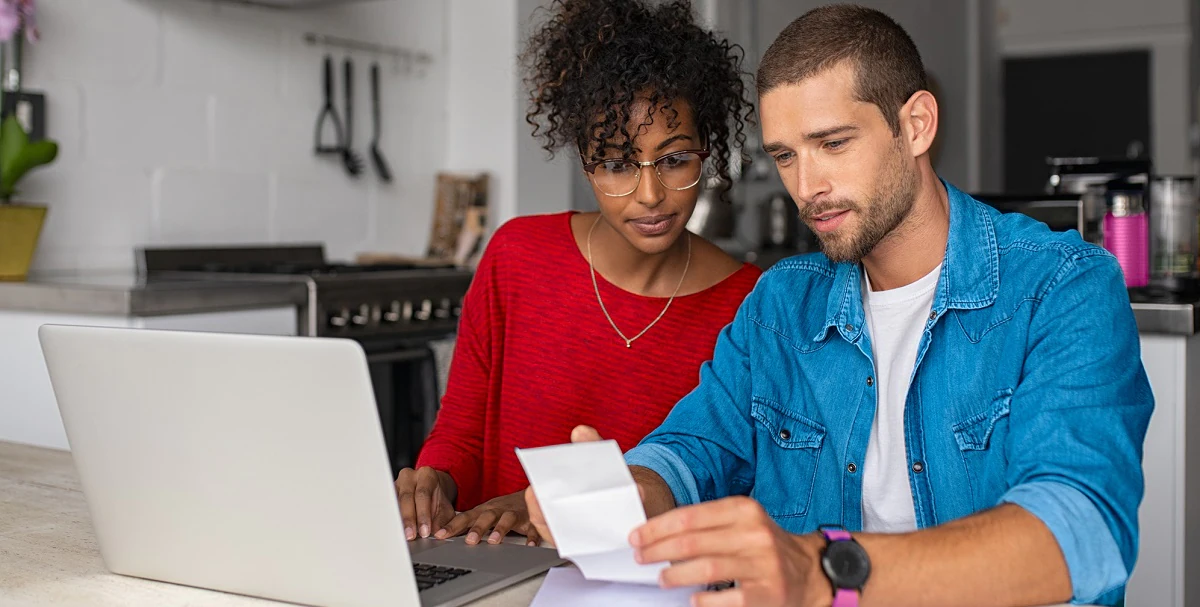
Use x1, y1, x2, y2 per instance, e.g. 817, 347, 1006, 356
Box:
626, 181, 1153, 605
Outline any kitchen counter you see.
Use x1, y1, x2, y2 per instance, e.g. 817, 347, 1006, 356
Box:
0, 272, 308, 317
1128, 292, 1200, 336
0, 440, 1087, 607
2, 266, 1195, 335
0, 441, 542, 607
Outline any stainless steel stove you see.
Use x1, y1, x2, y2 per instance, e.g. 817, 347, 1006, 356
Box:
138, 244, 475, 474
139, 244, 474, 338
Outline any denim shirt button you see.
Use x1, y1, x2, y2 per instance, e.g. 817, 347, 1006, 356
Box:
866, 376, 874, 387
929, 310, 938, 321
845, 324, 855, 332
779, 429, 790, 440
912, 461, 925, 473
847, 462, 857, 474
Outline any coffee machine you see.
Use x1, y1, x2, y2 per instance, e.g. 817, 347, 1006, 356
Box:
1045, 156, 1151, 247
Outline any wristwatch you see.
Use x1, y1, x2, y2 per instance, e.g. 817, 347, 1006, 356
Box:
819, 526, 871, 607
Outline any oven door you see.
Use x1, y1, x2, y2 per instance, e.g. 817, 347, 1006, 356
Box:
361, 339, 444, 477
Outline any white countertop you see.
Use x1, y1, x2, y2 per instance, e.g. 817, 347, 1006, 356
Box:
0, 440, 1089, 607
0, 272, 308, 317
0, 441, 540, 606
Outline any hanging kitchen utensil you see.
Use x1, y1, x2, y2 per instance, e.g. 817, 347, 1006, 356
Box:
369, 62, 393, 183
314, 54, 344, 156
341, 57, 364, 177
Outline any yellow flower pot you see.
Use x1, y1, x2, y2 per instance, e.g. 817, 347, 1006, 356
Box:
0, 203, 47, 281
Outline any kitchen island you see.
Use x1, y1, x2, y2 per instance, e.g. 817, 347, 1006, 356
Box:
0, 440, 1086, 607
0, 270, 1194, 606
1125, 296, 1200, 607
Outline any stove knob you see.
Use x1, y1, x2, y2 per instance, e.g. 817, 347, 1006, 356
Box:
351, 304, 372, 327
403, 300, 414, 321
328, 307, 351, 328
453, 297, 464, 317
415, 299, 433, 322
383, 300, 402, 323
435, 298, 452, 319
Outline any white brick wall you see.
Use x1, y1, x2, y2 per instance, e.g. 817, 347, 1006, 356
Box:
17, 0, 448, 272
444, 0, 574, 229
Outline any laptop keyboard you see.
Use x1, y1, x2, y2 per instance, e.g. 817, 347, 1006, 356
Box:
413, 563, 472, 591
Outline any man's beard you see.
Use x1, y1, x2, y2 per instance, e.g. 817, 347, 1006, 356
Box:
802, 144, 919, 263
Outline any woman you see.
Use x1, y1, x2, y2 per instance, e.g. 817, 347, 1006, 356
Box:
395, 0, 759, 546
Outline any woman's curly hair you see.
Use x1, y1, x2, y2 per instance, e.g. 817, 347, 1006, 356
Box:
522, 0, 753, 194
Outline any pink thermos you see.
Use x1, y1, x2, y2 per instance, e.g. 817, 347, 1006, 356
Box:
1104, 190, 1149, 288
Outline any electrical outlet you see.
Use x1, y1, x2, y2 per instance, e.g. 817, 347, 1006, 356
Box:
1, 90, 45, 140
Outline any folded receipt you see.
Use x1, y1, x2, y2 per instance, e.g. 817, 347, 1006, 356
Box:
515, 440, 666, 584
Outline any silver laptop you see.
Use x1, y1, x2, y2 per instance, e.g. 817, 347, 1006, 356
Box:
38, 324, 563, 607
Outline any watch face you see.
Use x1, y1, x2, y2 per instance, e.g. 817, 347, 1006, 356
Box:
821, 540, 871, 589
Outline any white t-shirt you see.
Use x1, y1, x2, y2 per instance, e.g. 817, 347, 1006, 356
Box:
861, 263, 941, 533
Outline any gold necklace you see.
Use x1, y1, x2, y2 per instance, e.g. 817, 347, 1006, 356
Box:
586, 215, 691, 348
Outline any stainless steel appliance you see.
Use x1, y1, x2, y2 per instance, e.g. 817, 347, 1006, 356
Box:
1045, 156, 1152, 246
685, 177, 735, 241
971, 193, 1087, 235
1046, 156, 1151, 195
138, 244, 474, 475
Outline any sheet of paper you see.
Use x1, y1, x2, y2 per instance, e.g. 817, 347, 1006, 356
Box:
516, 440, 666, 584
530, 566, 700, 607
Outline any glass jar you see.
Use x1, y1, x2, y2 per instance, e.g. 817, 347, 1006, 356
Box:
1149, 176, 1199, 280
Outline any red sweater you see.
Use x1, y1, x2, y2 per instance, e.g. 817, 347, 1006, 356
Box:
416, 212, 762, 510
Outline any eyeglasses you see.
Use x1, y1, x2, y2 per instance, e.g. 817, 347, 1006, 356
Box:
581, 149, 711, 197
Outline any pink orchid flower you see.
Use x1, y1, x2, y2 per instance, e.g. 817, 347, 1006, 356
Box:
0, 0, 37, 43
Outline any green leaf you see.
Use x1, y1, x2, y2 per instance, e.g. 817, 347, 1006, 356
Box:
0, 115, 30, 177
0, 116, 58, 200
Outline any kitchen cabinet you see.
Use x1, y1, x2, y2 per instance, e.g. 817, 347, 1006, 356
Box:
1127, 327, 1200, 607
0, 274, 302, 450
0, 308, 298, 450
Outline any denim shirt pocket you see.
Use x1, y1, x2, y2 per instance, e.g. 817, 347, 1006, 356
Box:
952, 388, 1013, 510
749, 396, 826, 519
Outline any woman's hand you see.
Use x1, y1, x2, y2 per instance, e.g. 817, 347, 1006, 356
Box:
436, 490, 541, 546
394, 466, 457, 540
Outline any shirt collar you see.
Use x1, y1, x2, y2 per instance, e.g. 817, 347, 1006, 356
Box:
815, 179, 999, 343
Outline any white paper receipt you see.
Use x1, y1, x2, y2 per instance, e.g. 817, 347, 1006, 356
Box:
530, 566, 699, 607
515, 440, 666, 584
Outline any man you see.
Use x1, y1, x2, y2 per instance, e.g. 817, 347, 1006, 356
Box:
525, 4, 1153, 607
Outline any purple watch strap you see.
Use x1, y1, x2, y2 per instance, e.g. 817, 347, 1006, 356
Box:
821, 528, 860, 607
822, 528, 853, 542
832, 588, 859, 607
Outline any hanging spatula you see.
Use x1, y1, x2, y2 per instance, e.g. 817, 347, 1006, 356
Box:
341, 57, 364, 177
369, 61, 393, 183
314, 54, 344, 156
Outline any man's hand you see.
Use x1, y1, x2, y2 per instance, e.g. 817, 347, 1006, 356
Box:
631, 496, 833, 607
524, 425, 604, 545
435, 490, 541, 546
394, 466, 457, 541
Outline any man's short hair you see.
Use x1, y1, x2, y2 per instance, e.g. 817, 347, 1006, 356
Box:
757, 4, 928, 136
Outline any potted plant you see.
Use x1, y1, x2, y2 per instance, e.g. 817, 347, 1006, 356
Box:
0, 0, 55, 281
0, 114, 57, 280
